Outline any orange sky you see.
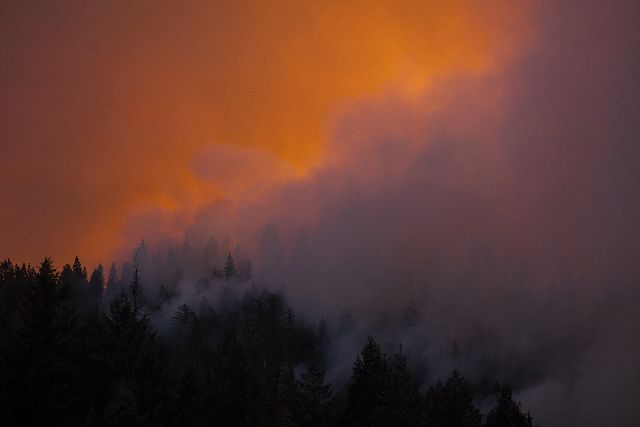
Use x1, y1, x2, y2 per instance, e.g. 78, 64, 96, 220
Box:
0, 1, 531, 267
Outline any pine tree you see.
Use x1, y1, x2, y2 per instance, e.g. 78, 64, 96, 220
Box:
388, 346, 422, 425
130, 262, 143, 313
8, 258, 77, 425
223, 252, 236, 281
72, 308, 117, 423
60, 263, 74, 288
89, 264, 105, 303
276, 361, 298, 426
344, 335, 392, 426
424, 370, 482, 427
105, 262, 119, 304
172, 304, 202, 356
0, 260, 25, 339
107, 290, 169, 425
485, 386, 534, 427
69, 256, 90, 309
72, 256, 88, 281
108, 290, 149, 358
211, 328, 250, 425
296, 356, 333, 426
117, 261, 134, 300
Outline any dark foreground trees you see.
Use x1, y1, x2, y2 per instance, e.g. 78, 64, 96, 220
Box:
0, 257, 537, 426
485, 386, 534, 427
6, 258, 76, 425
344, 336, 423, 426
424, 370, 482, 427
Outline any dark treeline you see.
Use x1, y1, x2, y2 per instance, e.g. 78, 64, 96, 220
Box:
0, 256, 536, 426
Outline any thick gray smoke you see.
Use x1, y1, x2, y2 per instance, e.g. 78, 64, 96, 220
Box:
113, 1, 640, 425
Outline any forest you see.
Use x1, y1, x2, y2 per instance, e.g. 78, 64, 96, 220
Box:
0, 254, 536, 426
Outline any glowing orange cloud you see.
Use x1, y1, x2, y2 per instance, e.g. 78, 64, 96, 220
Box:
0, 1, 532, 266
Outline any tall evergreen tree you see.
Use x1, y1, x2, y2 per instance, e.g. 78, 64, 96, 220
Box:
0, 260, 26, 339
424, 370, 482, 427
60, 263, 74, 288
108, 290, 150, 362
485, 386, 534, 427
106, 290, 171, 425
8, 258, 77, 425
344, 335, 392, 426
68, 256, 90, 309
72, 256, 88, 281
224, 252, 236, 281
129, 262, 143, 313
296, 355, 333, 426
72, 308, 117, 423
106, 262, 119, 303
388, 346, 423, 425
211, 328, 251, 425
276, 361, 298, 426
89, 264, 105, 303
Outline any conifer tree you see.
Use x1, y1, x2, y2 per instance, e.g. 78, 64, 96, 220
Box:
296, 355, 333, 426
0, 260, 24, 338
172, 303, 202, 357
108, 289, 153, 404
72, 256, 88, 281
485, 386, 534, 427
425, 370, 482, 427
60, 263, 74, 288
72, 308, 116, 422
224, 252, 236, 281
388, 346, 423, 425
105, 262, 119, 303
276, 361, 298, 426
130, 262, 143, 313
345, 335, 392, 425
0, 259, 16, 286
67, 256, 90, 309
9, 258, 76, 425
89, 264, 105, 302
211, 328, 250, 425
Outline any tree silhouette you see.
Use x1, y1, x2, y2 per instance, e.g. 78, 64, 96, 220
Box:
105, 262, 119, 303
424, 370, 482, 427
129, 261, 143, 313
68, 256, 90, 308
72, 308, 116, 423
72, 256, 88, 281
211, 328, 251, 425
388, 345, 423, 425
108, 290, 150, 362
8, 258, 76, 425
485, 386, 534, 427
345, 335, 392, 425
89, 264, 105, 302
224, 252, 236, 281
296, 355, 333, 426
